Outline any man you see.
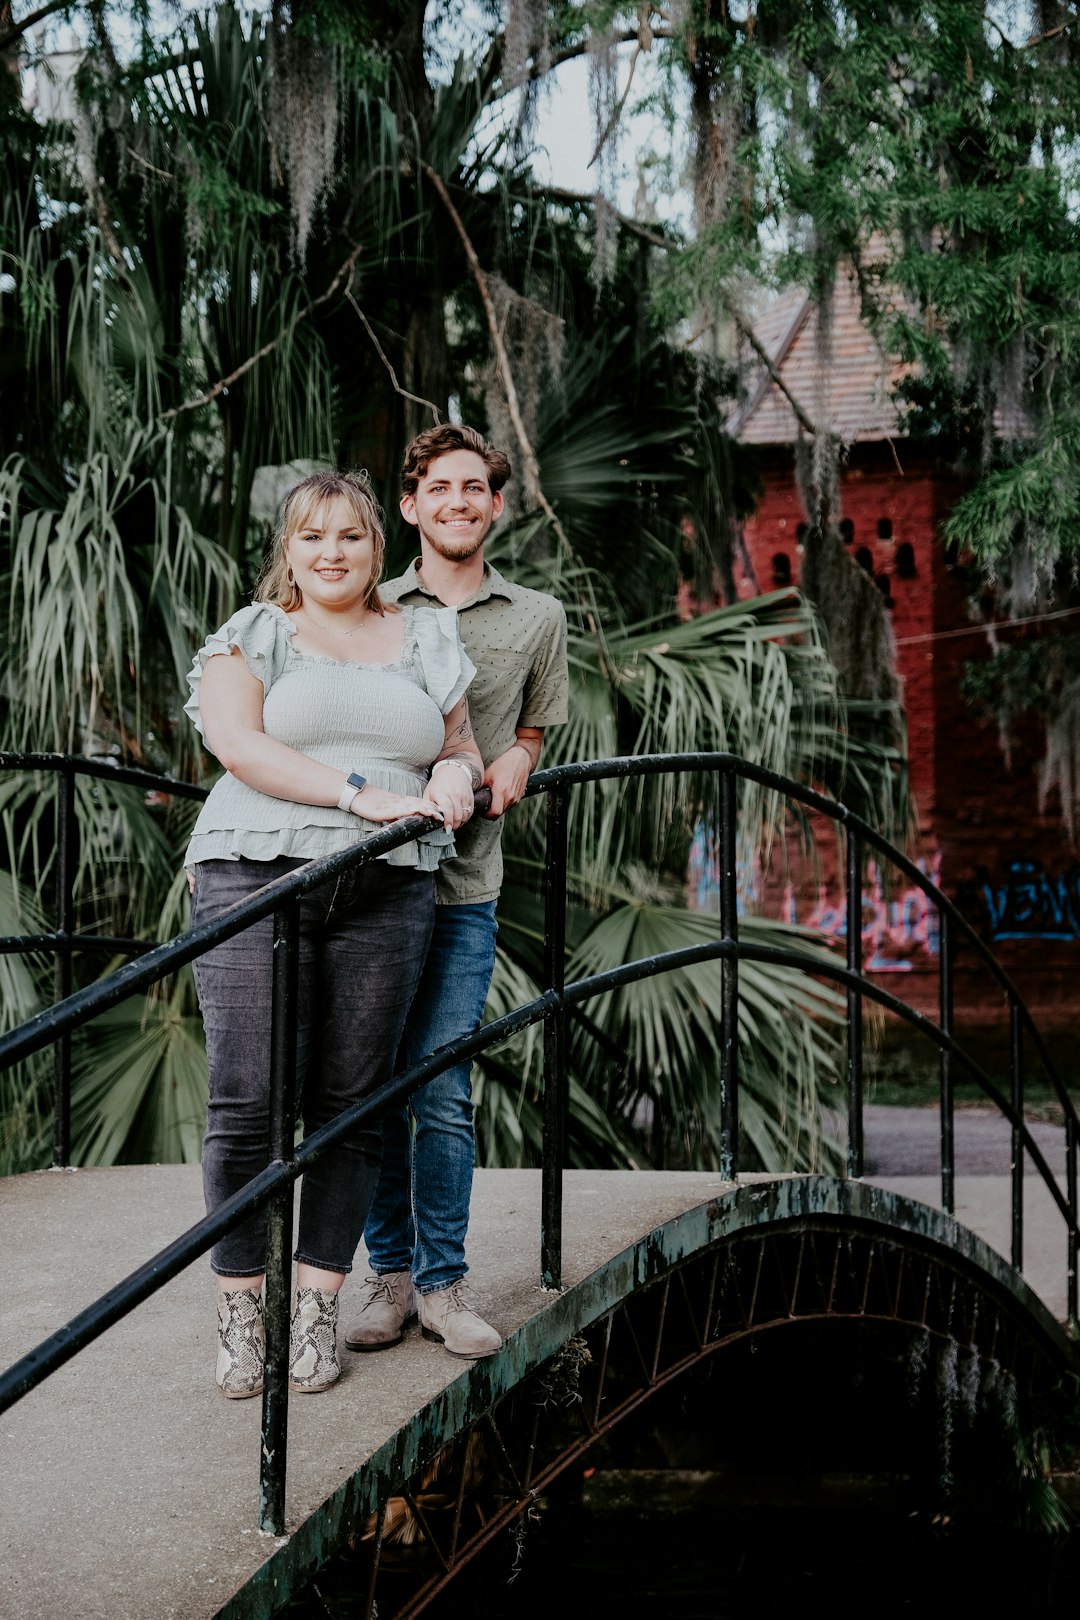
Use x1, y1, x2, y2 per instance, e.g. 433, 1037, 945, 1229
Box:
346, 424, 568, 1357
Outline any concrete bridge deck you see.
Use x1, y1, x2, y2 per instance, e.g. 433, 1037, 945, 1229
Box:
0, 1155, 1072, 1619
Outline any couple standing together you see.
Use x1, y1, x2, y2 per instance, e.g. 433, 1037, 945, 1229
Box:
184, 424, 567, 1396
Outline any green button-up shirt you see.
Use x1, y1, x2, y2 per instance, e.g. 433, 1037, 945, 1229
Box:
383, 560, 568, 904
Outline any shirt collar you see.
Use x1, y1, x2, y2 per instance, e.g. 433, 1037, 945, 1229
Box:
391, 557, 515, 609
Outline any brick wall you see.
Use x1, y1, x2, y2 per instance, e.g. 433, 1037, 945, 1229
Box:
720, 442, 1080, 1034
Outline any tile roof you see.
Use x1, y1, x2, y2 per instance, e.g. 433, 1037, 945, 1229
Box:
731, 264, 910, 446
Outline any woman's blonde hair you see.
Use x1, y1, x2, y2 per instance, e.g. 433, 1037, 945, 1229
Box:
255, 469, 387, 614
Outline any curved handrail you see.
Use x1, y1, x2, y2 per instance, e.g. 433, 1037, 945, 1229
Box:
3, 935, 1074, 1415
0, 809, 444, 1069
0, 748, 1076, 1535
527, 753, 1073, 1115
3, 750, 1069, 1108
0, 750, 211, 798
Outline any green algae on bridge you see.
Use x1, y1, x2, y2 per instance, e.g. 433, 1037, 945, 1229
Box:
2, 1163, 1074, 1619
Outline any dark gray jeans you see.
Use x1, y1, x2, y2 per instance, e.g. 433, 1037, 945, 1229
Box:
191, 856, 434, 1278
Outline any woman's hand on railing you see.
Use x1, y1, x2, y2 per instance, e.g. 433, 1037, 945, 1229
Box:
349, 785, 445, 823
426, 764, 475, 831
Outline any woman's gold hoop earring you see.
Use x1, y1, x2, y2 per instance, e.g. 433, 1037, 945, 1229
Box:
287, 567, 295, 585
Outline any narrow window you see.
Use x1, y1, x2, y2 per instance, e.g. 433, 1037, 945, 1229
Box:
896, 542, 916, 578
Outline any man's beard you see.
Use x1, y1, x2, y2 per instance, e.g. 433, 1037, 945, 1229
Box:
421, 521, 488, 561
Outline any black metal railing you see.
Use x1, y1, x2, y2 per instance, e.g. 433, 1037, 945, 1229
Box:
0, 750, 1076, 1540
0, 752, 211, 1167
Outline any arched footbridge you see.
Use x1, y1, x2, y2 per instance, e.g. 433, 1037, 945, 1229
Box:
0, 752, 1077, 1619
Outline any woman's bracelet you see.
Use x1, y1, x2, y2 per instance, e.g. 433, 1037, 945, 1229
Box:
431, 757, 479, 791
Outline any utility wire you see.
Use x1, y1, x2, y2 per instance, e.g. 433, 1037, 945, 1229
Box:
894, 604, 1080, 647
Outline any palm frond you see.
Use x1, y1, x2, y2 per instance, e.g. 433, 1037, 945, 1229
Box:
0, 866, 51, 1174
566, 900, 845, 1172
70, 989, 207, 1166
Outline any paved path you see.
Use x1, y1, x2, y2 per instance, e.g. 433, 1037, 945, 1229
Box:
0, 1157, 1071, 1619
861, 1103, 1067, 1177
0, 1166, 735, 1620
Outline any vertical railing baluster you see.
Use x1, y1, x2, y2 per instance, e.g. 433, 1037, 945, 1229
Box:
1068, 1112, 1078, 1332
939, 912, 955, 1215
53, 764, 77, 1168
260, 898, 300, 1536
1010, 999, 1023, 1273
719, 767, 739, 1183
541, 785, 569, 1291
845, 826, 864, 1179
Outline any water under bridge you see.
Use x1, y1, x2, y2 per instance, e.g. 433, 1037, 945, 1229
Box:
1, 753, 1078, 1618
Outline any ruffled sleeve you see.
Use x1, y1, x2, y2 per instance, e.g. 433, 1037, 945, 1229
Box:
408, 605, 476, 715
183, 603, 294, 745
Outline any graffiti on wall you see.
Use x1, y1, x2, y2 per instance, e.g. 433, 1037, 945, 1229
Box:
689, 828, 759, 914
981, 860, 1080, 942
796, 855, 941, 972
691, 833, 1080, 957
690, 828, 941, 972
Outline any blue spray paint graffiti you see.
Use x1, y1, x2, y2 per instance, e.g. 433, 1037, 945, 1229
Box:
982, 860, 1080, 941
688, 825, 762, 913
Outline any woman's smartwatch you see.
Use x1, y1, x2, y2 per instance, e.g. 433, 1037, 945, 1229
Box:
337, 772, 368, 811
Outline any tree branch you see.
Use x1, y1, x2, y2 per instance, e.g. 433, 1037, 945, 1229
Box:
344, 291, 442, 422
0, 0, 70, 55
1019, 18, 1071, 48
418, 159, 612, 673
494, 21, 673, 97
418, 159, 570, 549
128, 147, 175, 183
542, 184, 677, 250
987, 13, 1071, 50
730, 310, 818, 438
160, 243, 364, 422
588, 42, 643, 170
535, 184, 817, 435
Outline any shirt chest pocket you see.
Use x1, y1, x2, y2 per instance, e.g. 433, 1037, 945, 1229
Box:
471, 646, 529, 696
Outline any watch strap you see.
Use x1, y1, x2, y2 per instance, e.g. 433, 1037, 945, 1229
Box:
338, 773, 368, 812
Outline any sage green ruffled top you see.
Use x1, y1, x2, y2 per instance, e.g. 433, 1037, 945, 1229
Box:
183, 602, 475, 870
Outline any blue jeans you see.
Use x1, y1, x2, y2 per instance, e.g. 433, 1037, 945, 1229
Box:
363, 900, 498, 1294
192, 857, 434, 1278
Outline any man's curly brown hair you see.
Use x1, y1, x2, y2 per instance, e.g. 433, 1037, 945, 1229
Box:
401, 425, 512, 499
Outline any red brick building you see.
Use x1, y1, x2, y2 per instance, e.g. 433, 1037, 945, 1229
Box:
717, 268, 1078, 1033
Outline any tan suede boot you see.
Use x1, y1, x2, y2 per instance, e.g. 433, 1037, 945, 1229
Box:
344, 1271, 417, 1352
417, 1280, 501, 1358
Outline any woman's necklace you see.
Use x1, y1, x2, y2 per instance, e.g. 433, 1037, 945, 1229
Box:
300, 607, 370, 640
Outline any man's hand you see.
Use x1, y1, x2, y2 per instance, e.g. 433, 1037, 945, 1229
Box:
483, 732, 542, 818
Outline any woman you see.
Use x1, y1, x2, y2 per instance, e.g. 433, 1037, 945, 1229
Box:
184, 469, 483, 1398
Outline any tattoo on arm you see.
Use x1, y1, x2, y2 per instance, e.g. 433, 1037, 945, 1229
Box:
449, 716, 473, 743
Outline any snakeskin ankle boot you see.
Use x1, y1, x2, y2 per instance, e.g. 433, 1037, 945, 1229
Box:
215, 1287, 265, 1399
289, 1287, 341, 1393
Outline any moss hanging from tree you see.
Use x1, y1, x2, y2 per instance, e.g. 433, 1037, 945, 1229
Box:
266, 7, 340, 266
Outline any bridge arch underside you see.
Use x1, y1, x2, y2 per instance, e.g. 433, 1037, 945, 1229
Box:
230, 1179, 1078, 1620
